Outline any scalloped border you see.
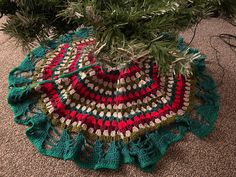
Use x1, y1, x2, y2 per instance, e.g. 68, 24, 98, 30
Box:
7, 29, 219, 172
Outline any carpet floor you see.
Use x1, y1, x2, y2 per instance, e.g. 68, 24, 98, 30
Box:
0, 17, 235, 177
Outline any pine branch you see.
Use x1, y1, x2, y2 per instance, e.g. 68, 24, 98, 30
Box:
0, 0, 235, 75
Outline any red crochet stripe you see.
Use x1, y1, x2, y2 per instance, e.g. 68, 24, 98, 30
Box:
68, 43, 87, 72
66, 58, 160, 105
87, 53, 143, 82
43, 44, 69, 80
40, 75, 185, 133
70, 74, 160, 105
40, 40, 187, 133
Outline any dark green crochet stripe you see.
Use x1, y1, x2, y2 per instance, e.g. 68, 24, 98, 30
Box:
7, 29, 219, 172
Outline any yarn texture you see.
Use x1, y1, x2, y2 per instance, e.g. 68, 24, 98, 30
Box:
8, 28, 219, 171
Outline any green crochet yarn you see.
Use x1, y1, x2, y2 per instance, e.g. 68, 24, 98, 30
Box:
8, 28, 219, 172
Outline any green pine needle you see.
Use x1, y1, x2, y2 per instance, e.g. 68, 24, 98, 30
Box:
0, 0, 235, 75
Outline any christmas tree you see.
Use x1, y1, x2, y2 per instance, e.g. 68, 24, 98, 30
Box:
0, 0, 235, 75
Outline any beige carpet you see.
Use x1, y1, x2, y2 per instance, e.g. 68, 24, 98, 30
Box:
0, 17, 236, 177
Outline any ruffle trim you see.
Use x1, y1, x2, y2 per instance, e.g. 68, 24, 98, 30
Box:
8, 29, 219, 172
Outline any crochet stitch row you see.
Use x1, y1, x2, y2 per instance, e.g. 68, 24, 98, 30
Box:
8, 28, 219, 171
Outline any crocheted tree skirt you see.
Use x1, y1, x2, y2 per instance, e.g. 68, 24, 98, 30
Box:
8, 28, 219, 171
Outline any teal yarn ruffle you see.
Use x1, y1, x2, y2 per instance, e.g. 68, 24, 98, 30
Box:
7, 28, 219, 172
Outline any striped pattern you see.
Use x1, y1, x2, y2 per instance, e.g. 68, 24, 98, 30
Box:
33, 37, 192, 143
